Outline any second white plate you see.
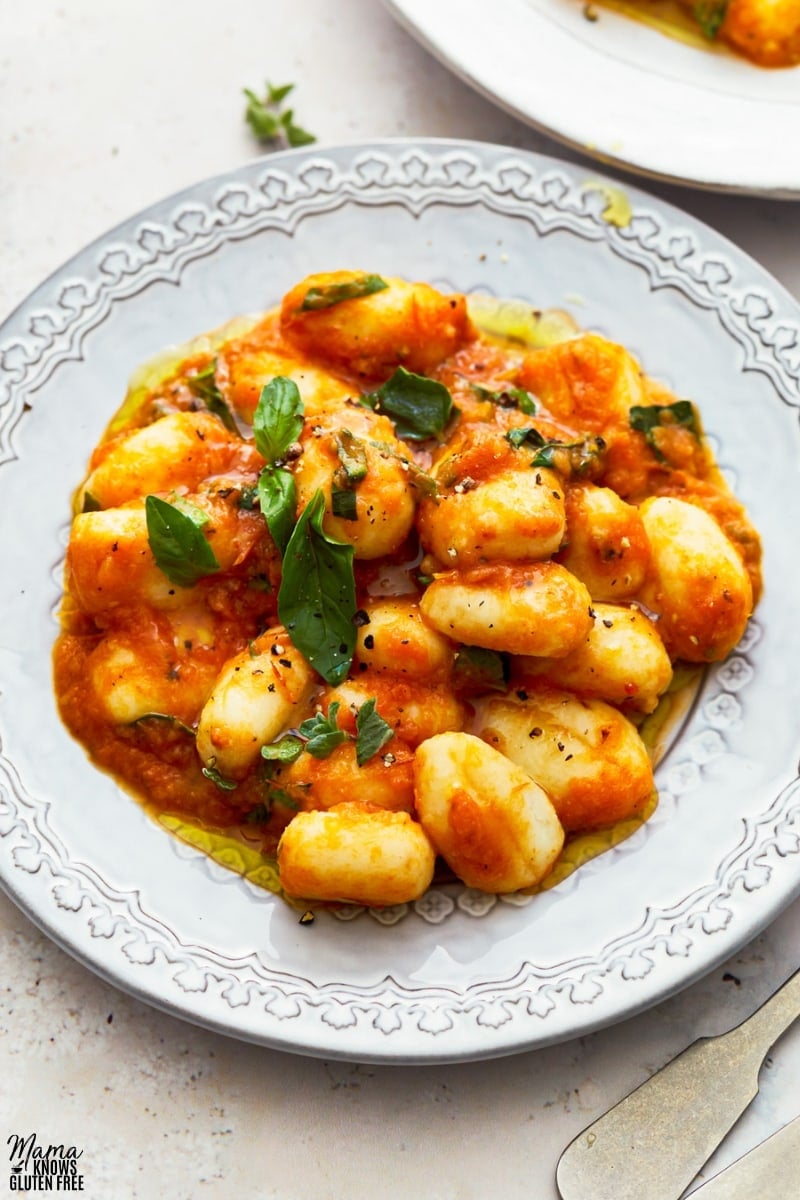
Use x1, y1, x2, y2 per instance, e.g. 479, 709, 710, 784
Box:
384, 0, 800, 196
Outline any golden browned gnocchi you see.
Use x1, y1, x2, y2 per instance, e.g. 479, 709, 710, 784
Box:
54, 269, 762, 914
472, 691, 655, 832
414, 732, 564, 892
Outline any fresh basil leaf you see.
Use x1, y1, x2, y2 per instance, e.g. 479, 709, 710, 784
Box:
364, 366, 454, 441
252, 376, 304, 465
238, 484, 258, 510
202, 761, 238, 791
243, 88, 281, 140
278, 490, 357, 685
629, 401, 700, 463
298, 702, 349, 758
257, 466, 296, 553
243, 81, 316, 148
267, 81, 295, 105
693, 0, 728, 37
300, 274, 389, 312
331, 487, 358, 521
261, 736, 305, 764
453, 646, 508, 693
186, 360, 238, 434
280, 110, 317, 148
354, 698, 393, 766
145, 495, 221, 588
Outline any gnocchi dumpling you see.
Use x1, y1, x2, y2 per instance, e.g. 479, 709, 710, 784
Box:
277, 802, 436, 906
472, 690, 655, 832
637, 496, 754, 662
280, 271, 472, 378
196, 627, 315, 778
420, 563, 593, 658
514, 602, 673, 713
414, 731, 564, 892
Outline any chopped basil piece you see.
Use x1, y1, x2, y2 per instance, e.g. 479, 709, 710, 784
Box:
244, 802, 272, 824
505, 427, 547, 451
331, 429, 367, 522
472, 383, 537, 415
629, 401, 700, 463
354, 698, 393, 766
278, 490, 357, 686
244, 81, 316, 148
363, 367, 454, 441
529, 436, 606, 478
145, 495, 221, 589
258, 466, 297, 553
238, 484, 258, 510
129, 712, 196, 737
261, 736, 305, 764
693, 0, 728, 37
298, 703, 350, 758
300, 274, 388, 311
82, 490, 102, 513
186, 360, 238, 434
281, 111, 316, 148
252, 376, 304, 465
331, 487, 358, 521
202, 761, 238, 791
334, 429, 368, 486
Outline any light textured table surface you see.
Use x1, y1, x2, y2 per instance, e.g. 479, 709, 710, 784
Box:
2, 2, 799, 1197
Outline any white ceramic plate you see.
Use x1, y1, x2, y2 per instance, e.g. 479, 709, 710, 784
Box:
383, 0, 800, 197
1, 140, 799, 1063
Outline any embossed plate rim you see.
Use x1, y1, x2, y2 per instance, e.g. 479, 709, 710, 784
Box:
1, 139, 799, 1062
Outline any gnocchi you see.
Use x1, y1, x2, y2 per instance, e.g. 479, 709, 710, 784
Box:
54, 269, 762, 914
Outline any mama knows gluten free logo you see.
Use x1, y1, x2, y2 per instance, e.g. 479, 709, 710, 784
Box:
7, 1134, 85, 1192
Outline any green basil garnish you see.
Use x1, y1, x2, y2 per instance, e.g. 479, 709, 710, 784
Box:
505, 429, 606, 479
629, 401, 700, 463
693, 0, 728, 38
129, 712, 196, 737
330, 429, 367, 522
260, 736, 305, 764
363, 366, 454, 441
257, 466, 297, 553
251, 377, 304, 552
81, 491, 102, 513
186, 360, 238, 434
472, 384, 537, 415
453, 646, 508, 693
297, 703, 350, 758
278, 490, 356, 686
505, 427, 546, 451
331, 488, 358, 521
300, 274, 388, 311
354, 698, 393, 766
252, 376, 304, 464
202, 761, 238, 791
145, 495, 221, 589
262, 698, 393, 768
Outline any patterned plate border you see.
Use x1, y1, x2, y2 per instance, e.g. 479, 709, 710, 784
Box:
1, 141, 799, 1059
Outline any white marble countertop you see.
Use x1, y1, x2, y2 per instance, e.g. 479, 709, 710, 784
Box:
2, 2, 799, 1196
